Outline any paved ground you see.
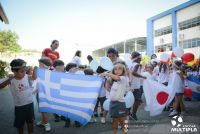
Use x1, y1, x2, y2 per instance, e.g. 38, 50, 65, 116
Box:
0, 87, 199, 134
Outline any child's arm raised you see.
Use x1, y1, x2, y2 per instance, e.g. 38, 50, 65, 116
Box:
100, 72, 121, 81
132, 64, 146, 79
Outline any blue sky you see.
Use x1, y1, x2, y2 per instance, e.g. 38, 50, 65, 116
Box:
1, 0, 188, 63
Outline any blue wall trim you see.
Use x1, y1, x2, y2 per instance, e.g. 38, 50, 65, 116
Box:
146, 0, 200, 56
172, 11, 177, 50
147, 19, 153, 56
148, 0, 200, 21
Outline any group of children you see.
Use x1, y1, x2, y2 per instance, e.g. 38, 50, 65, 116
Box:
0, 49, 199, 134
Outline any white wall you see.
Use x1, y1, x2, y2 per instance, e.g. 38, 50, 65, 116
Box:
154, 34, 172, 46
176, 2, 200, 23
154, 14, 172, 30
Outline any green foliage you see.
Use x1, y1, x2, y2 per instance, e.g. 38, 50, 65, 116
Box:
0, 60, 8, 78
0, 30, 21, 53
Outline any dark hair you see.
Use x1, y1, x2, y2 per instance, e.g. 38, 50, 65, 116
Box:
78, 65, 86, 69
53, 59, 64, 67
84, 68, 94, 75
151, 54, 157, 59
10, 59, 26, 72
38, 57, 52, 66
87, 55, 93, 61
131, 51, 141, 59
159, 63, 168, 73
107, 48, 117, 56
65, 63, 77, 72
50, 40, 58, 47
96, 66, 107, 74
75, 50, 81, 57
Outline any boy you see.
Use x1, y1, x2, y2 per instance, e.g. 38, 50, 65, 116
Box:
0, 59, 36, 134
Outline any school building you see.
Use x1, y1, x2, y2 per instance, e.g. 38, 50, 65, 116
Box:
92, 37, 146, 58
147, 0, 200, 57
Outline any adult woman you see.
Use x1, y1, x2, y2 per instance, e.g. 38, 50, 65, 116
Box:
42, 40, 60, 63
71, 50, 82, 66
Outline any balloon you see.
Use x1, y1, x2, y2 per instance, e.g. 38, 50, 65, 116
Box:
140, 55, 150, 65
182, 53, 194, 64
100, 56, 113, 71
125, 91, 135, 108
160, 53, 170, 64
89, 59, 99, 72
173, 47, 184, 58
124, 53, 132, 68
186, 60, 195, 66
103, 99, 110, 111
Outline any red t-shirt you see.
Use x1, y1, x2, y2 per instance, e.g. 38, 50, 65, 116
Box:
42, 48, 60, 62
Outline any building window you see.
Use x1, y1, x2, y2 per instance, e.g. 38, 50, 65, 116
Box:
154, 43, 172, 53
154, 25, 172, 37
179, 38, 200, 49
178, 16, 200, 31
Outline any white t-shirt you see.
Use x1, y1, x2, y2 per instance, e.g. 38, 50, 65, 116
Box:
71, 56, 81, 65
110, 76, 127, 102
99, 87, 106, 97
130, 62, 141, 90
158, 69, 169, 84
169, 70, 184, 93
9, 74, 33, 106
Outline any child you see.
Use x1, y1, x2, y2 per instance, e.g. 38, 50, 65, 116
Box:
52, 59, 65, 122
169, 60, 185, 117
129, 52, 146, 121
64, 62, 81, 128
100, 62, 128, 134
95, 66, 107, 123
158, 63, 170, 86
35, 57, 52, 132
144, 64, 157, 81
0, 59, 36, 134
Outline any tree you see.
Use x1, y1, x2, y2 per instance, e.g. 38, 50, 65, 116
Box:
0, 30, 21, 53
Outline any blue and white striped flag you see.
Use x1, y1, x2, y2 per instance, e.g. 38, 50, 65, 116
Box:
187, 75, 200, 100
37, 68, 103, 125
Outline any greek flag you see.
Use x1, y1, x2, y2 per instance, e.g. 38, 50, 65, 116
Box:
37, 68, 103, 125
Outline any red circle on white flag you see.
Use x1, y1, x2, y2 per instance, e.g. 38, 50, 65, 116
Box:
156, 91, 169, 105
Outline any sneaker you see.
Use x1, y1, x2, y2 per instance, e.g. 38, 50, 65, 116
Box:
36, 121, 44, 126
130, 113, 138, 121
101, 117, 106, 124
124, 120, 129, 128
44, 123, 51, 132
168, 110, 178, 117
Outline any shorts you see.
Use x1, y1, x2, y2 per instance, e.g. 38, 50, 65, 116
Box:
110, 101, 126, 118
14, 103, 34, 128
176, 93, 184, 96
132, 89, 142, 101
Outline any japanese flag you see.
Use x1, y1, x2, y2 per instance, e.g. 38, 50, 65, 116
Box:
143, 72, 179, 116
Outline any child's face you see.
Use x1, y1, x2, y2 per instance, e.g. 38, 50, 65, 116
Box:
114, 65, 124, 76
146, 67, 153, 73
14, 67, 26, 79
107, 53, 117, 63
55, 66, 65, 72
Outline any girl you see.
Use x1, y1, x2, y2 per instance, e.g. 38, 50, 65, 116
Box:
0, 59, 36, 134
71, 50, 82, 66
100, 62, 128, 134
169, 60, 186, 117
158, 63, 170, 86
